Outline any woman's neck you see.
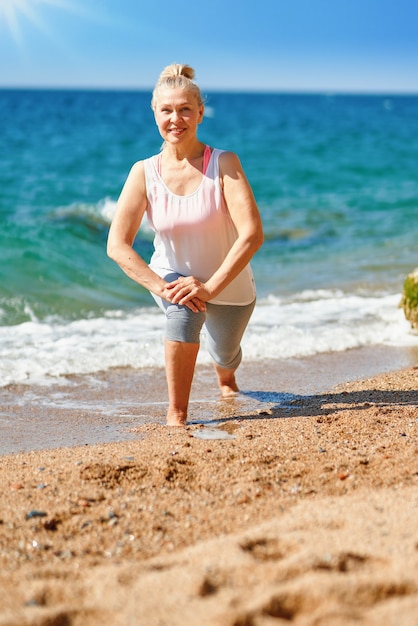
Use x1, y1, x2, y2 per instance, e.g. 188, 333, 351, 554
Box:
163, 140, 206, 163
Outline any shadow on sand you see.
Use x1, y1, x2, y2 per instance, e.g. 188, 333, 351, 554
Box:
208, 386, 418, 424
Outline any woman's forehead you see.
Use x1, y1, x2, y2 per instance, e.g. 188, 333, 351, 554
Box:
155, 87, 198, 106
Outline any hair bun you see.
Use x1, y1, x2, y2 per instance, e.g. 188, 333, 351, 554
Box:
159, 63, 195, 82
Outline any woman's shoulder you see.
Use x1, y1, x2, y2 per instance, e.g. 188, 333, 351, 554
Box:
217, 150, 243, 174
139, 153, 159, 167
216, 148, 238, 159
130, 153, 159, 174
123, 159, 148, 191
128, 159, 146, 176
210, 148, 240, 165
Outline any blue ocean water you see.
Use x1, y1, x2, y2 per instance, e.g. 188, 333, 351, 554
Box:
1, 89, 417, 385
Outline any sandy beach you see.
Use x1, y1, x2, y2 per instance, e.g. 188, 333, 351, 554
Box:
0, 349, 417, 625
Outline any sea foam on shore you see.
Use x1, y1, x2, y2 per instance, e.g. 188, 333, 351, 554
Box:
1, 290, 415, 387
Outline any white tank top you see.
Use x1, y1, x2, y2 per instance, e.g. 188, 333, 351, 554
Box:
144, 147, 256, 305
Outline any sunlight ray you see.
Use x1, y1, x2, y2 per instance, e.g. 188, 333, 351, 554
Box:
0, 0, 83, 45
0, 1, 24, 43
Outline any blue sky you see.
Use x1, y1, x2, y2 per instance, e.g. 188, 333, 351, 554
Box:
0, 0, 417, 93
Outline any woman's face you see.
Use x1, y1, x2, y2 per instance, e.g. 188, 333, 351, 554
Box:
154, 87, 204, 145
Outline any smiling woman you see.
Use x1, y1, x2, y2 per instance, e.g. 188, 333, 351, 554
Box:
107, 63, 263, 426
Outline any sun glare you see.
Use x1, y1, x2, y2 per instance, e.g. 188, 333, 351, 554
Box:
0, 0, 74, 44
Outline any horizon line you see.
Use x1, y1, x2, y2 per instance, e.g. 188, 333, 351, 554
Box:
1, 84, 418, 97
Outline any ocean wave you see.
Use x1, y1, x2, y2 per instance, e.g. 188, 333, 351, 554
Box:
51, 197, 155, 236
51, 198, 116, 226
49, 197, 151, 231
0, 290, 415, 387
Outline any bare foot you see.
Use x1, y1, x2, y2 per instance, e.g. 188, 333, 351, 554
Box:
166, 410, 187, 427
220, 385, 239, 398
215, 364, 239, 398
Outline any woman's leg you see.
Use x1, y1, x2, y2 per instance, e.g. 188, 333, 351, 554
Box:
150, 278, 206, 425
165, 340, 200, 425
163, 305, 204, 424
204, 301, 256, 397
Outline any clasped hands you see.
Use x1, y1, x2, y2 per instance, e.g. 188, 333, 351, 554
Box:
163, 276, 210, 313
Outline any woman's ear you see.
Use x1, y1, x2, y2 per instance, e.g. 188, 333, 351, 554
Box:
198, 105, 204, 124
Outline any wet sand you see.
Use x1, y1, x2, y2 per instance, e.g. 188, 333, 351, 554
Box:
0, 347, 417, 625
1, 344, 417, 455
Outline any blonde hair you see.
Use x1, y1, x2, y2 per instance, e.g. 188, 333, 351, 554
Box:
151, 63, 204, 110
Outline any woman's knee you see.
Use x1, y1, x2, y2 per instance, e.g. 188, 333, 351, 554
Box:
210, 346, 242, 370
204, 301, 254, 368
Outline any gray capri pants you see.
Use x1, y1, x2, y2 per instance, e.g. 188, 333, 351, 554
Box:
151, 272, 255, 371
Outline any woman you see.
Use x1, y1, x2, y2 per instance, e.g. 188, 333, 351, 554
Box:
107, 63, 263, 426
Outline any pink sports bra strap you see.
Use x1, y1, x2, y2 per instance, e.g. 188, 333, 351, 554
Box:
203, 145, 212, 174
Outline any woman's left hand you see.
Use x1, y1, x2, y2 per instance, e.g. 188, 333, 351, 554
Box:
165, 276, 211, 308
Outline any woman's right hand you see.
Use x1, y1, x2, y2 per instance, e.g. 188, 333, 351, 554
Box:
162, 282, 207, 313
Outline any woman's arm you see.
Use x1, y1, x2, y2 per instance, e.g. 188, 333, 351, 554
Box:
205, 151, 264, 296
167, 151, 264, 304
107, 161, 166, 295
107, 162, 206, 313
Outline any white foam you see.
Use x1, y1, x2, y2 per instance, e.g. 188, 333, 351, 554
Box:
98, 197, 117, 223
0, 290, 416, 387
245, 291, 416, 360
98, 196, 153, 235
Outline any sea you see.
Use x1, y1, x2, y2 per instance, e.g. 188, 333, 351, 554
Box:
1, 89, 418, 388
